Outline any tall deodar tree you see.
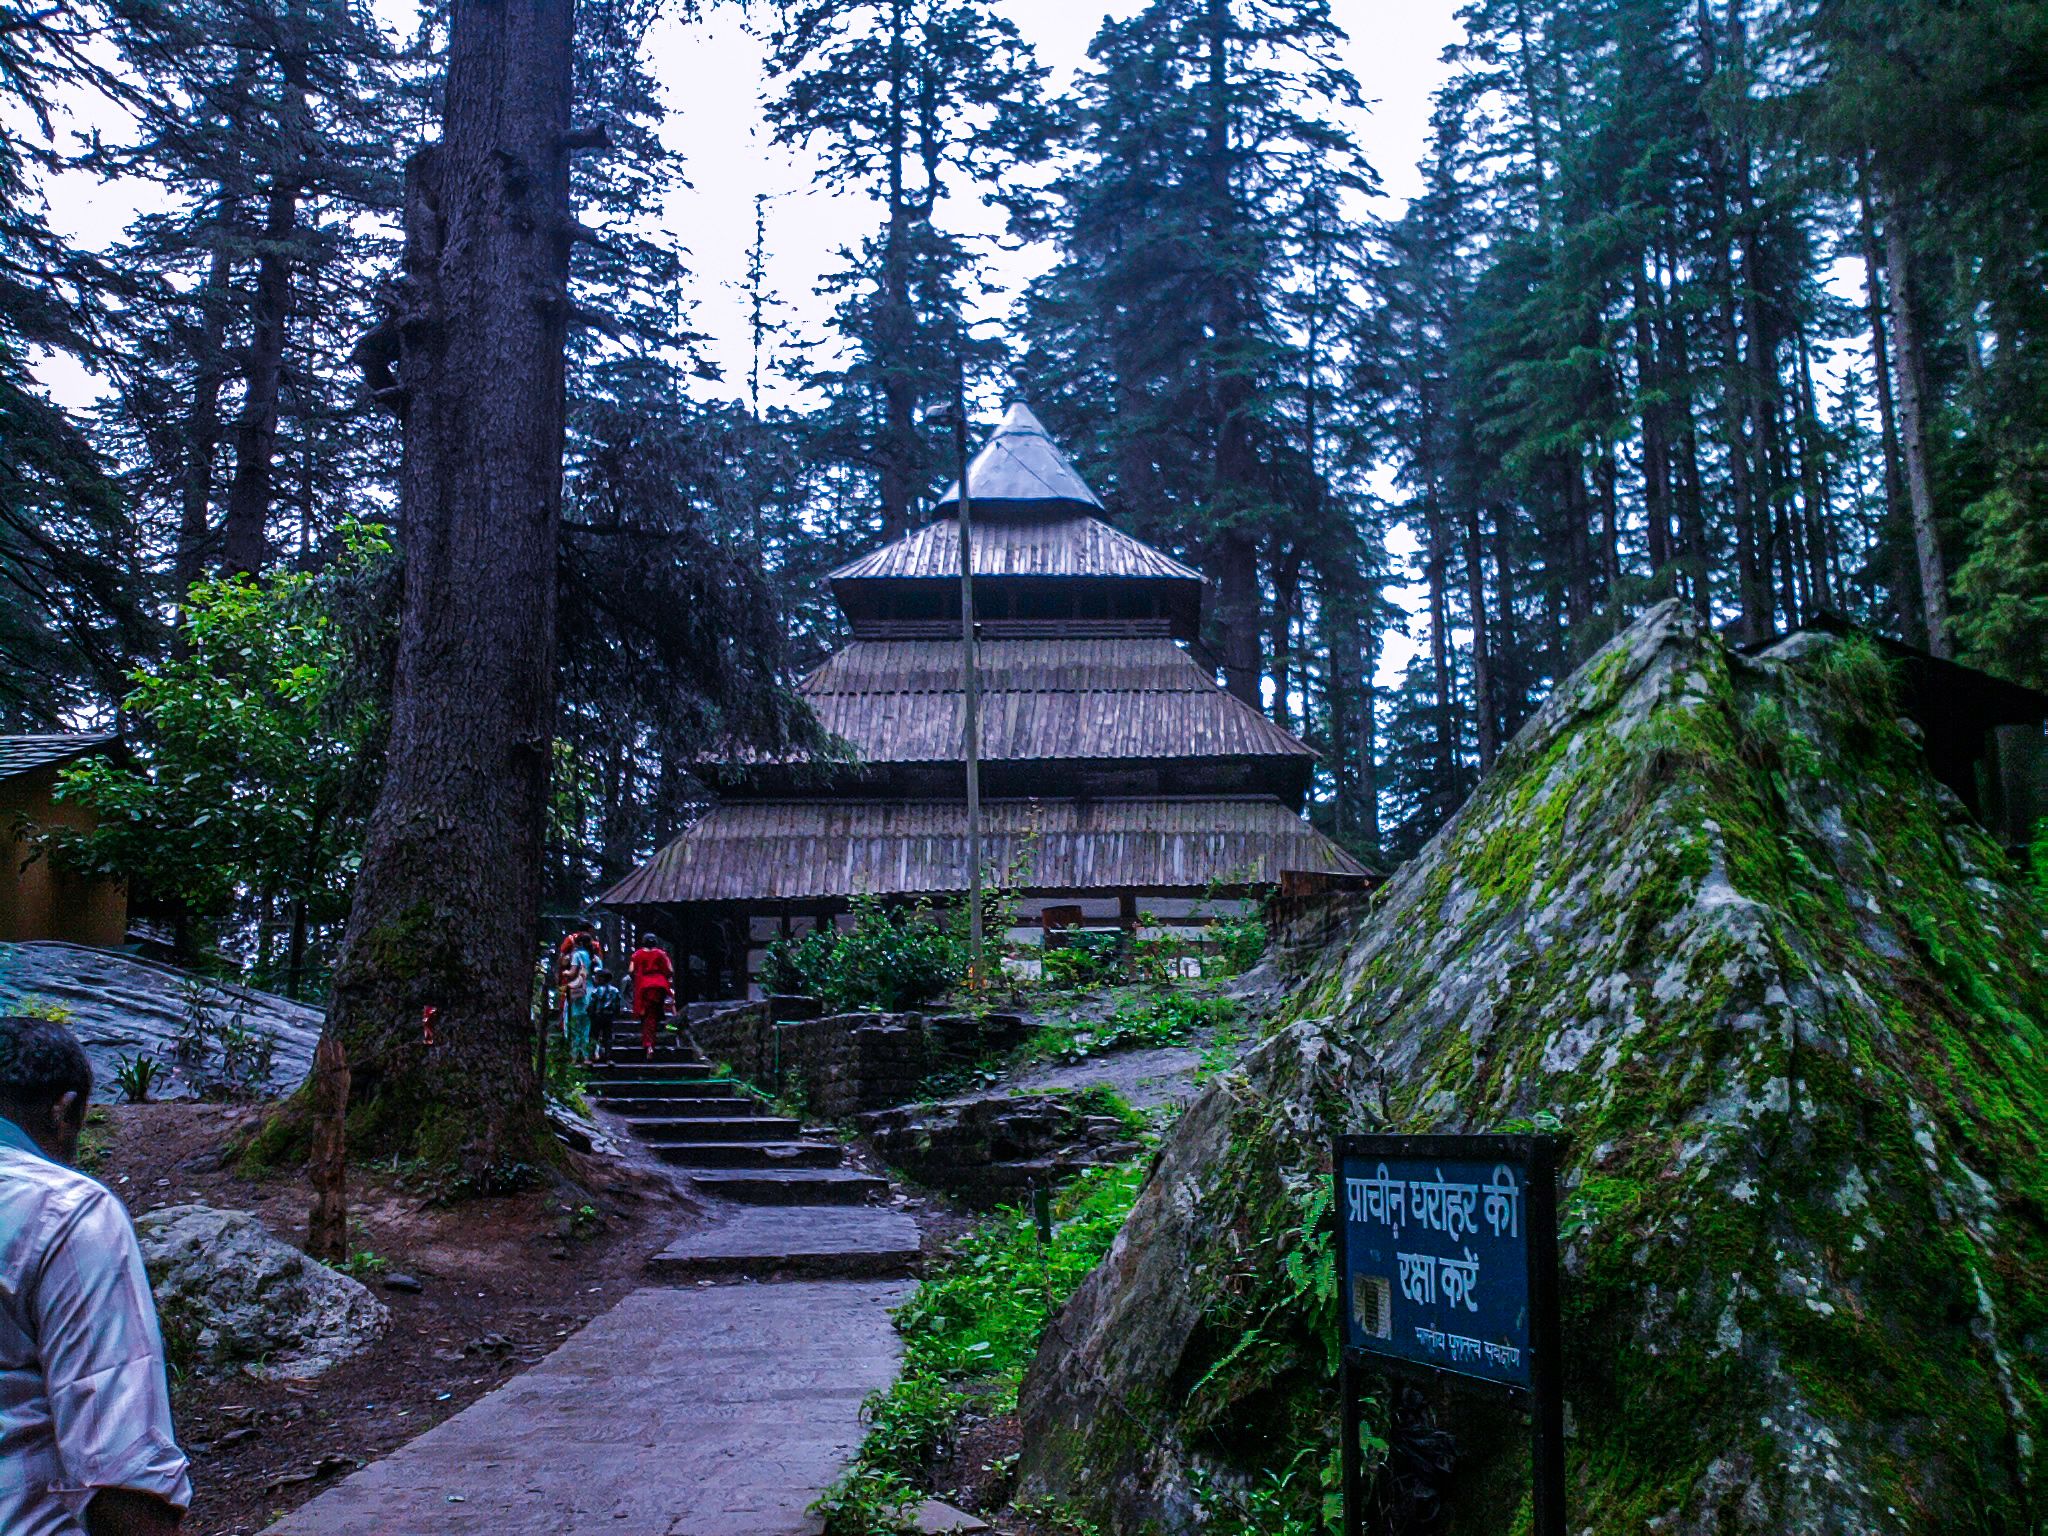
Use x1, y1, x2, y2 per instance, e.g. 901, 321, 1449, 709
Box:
314, 0, 601, 1174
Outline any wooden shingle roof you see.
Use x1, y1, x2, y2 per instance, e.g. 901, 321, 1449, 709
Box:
600, 796, 1370, 905
0, 732, 119, 783
829, 515, 1203, 585
729, 638, 1314, 766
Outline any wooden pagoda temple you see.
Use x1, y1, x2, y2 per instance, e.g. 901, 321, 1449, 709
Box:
600, 403, 1370, 999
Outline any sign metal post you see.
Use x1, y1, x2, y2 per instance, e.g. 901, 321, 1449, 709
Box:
1333, 1133, 1566, 1536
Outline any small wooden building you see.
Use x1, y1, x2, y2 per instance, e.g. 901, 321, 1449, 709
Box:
0, 733, 127, 948
602, 404, 1369, 997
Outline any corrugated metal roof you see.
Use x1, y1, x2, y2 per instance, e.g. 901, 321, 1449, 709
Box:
828, 515, 1203, 584
600, 796, 1371, 905
933, 402, 1103, 509
718, 638, 1313, 765
0, 733, 119, 783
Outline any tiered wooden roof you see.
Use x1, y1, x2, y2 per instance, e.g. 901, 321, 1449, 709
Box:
603, 403, 1369, 915
603, 797, 1365, 904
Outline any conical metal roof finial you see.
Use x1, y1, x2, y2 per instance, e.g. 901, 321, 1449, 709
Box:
935, 402, 1103, 512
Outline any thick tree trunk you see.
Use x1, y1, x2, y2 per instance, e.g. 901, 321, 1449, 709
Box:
220, 173, 298, 576
319, 0, 578, 1176
1270, 543, 1300, 730
1883, 203, 1952, 657
1857, 168, 1917, 641
1216, 530, 1262, 708
173, 232, 234, 601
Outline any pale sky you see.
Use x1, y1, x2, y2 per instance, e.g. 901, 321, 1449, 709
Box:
658, 0, 1463, 404
29, 0, 1464, 686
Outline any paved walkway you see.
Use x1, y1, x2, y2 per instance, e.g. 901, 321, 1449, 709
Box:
263, 1280, 913, 1536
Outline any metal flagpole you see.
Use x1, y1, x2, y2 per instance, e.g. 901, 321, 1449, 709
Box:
953, 370, 983, 992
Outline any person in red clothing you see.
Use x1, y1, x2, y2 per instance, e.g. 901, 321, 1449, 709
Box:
628, 934, 673, 1061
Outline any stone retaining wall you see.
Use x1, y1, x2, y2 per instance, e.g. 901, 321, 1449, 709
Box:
687, 1000, 1030, 1122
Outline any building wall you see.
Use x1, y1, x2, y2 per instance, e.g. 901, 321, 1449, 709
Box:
0, 768, 126, 947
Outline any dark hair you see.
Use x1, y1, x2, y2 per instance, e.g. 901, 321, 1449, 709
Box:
0, 1016, 93, 1113
639, 933, 660, 947
593, 968, 611, 981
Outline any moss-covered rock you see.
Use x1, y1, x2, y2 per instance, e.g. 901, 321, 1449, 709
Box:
1015, 600, 2048, 1535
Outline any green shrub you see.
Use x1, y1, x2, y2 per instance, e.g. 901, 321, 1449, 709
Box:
1029, 991, 1237, 1065
762, 893, 965, 1011
1207, 906, 1270, 976
1039, 932, 1121, 990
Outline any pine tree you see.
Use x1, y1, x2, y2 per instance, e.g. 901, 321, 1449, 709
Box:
1017, 0, 1377, 711
763, 0, 1049, 540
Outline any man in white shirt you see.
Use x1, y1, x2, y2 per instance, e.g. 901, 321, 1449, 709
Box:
0, 1015, 190, 1535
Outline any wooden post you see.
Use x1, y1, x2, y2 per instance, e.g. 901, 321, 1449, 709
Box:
307, 1036, 350, 1263
954, 369, 984, 992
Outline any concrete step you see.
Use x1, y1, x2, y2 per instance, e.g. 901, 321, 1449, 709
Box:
590, 1095, 752, 1118
591, 1077, 738, 1100
648, 1207, 921, 1279
624, 1115, 804, 1143
651, 1141, 844, 1170
687, 1168, 890, 1206
586, 1078, 726, 1100
587, 1060, 714, 1083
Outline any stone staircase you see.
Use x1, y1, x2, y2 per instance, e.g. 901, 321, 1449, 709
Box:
592, 1029, 922, 1279
587, 1041, 888, 1207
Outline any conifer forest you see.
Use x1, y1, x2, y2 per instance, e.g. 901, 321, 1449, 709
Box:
7, 0, 2045, 935
6, 0, 2048, 1531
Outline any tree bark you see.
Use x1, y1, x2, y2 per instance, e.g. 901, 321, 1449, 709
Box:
221, 49, 311, 579
1883, 199, 1952, 657
318, 0, 579, 1176
173, 227, 234, 601
1463, 502, 1495, 772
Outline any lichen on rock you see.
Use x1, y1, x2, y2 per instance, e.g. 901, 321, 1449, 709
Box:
137, 1204, 390, 1380
1016, 600, 2048, 1535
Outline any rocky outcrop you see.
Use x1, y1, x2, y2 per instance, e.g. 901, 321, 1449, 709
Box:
137, 1205, 389, 1379
858, 1090, 1145, 1205
0, 941, 319, 1100
1017, 601, 2048, 1535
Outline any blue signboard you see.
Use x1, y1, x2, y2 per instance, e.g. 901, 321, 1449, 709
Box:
1333, 1133, 1567, 1536
1334, 1135, 1562, 1394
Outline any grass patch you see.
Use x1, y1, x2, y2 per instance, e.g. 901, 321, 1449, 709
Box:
814, 1157, 1148, 1533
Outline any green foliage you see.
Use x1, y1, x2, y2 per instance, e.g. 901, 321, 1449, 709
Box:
1208, 907, 1271, 977
1038, 930, 1121, 991
816, 1157, 1147, 1532
1189, 1447, 1332, 1536
894, 1158, 1145, 1390
339, 1249, 390, 1281
171, 978, 279, 1101
47, 521, 393, 979
2033, 817, 2048, 897
761, 893, 965, 1011
1028, 992, 1238, 1066
10, 996, 75, 1024
112, 1054, 163, 1104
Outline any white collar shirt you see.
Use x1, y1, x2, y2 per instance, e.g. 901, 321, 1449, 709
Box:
0, 1120, 192, 1534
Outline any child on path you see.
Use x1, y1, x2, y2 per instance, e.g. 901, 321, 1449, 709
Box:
628, 935, 673, 1062
587, 967, 622, 1064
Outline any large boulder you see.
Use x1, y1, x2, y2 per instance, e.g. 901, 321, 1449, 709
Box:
1017, 601, 2048, 1535
0, 941, 320, 1101
137, 1205, 389, 1379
